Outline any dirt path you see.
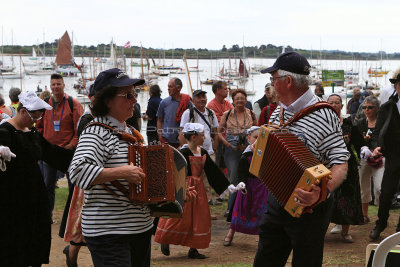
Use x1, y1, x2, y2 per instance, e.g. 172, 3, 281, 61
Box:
44, 209, 400, 266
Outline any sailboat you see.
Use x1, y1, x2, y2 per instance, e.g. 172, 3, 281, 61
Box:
55, 31, 81, 75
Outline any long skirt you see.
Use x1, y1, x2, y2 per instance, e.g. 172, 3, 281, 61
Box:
231, 177, 268, 235
154, 175, 211, 249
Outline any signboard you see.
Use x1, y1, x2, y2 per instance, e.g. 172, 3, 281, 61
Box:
321, 70, 344, 87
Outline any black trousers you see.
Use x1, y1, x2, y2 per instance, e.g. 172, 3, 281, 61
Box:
84, 229, 152, 267
376, 156, 400, 229
254, 195, 333, 267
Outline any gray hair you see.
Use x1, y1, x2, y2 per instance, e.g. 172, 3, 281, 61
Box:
172, 77, 183, 89
277, 69, 312, 89
363, 95, 380, 109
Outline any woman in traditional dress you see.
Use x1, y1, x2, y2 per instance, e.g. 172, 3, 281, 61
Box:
0, 91, 73, 267
154, 123, 229, 259
223, 126, 269, 246
328, 94, 364, 243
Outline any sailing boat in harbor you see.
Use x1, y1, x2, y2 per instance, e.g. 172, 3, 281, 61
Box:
55, 31, 81, 75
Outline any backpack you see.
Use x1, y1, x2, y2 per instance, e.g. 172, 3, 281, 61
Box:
189, 107, 216, 138
45, 96, 74, 113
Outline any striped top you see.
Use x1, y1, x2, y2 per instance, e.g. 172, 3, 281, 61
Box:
269, 94, 350, 168
69, 115, 153, 237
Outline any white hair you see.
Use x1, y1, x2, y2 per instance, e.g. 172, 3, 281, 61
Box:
277, 69, 312, 89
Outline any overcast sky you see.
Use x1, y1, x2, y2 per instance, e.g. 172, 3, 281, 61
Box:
2, 0, 399, 53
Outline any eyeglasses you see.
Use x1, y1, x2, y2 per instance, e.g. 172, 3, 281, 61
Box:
270, 75, 288, 83
116, 92, 137, 100
25, 109, 42, 121
362, 105, 376, 110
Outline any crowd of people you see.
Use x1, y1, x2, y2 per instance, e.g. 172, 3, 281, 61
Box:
1, 52, 400, 266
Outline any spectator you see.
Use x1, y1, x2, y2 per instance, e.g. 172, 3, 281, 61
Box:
8, 87, 21, 117
258, 86, 279, 126
253, 83, 271, 120
0, 93, 12, 119
36, 73, 84, 221
314, 83, 325, 98
356, 96, 383, 224
156, 78, 192, 148
143, 84, 162, 144
126, 102, 142, 131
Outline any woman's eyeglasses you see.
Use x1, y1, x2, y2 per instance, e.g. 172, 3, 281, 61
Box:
25, 109, 42, 121
362, 105, 376, 110
116, 92, 138, 100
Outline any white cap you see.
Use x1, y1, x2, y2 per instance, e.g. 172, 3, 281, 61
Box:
247, 126, 260, 135
182, 123, 204, 134
18, 91, 52, 111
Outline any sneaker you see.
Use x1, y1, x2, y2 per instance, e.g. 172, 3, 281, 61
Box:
330, 224, 342, 234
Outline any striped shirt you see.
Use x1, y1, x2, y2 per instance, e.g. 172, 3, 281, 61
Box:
269, 92, 350, 168
69, 115, 153, 237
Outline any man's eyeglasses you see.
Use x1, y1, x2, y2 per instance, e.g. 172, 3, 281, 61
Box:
270, 75, 288, 83
116, 92, 137, 100
25, 109, 42, 121
362, 105, 376, 110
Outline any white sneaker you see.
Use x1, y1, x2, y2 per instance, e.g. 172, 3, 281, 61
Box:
330, 224, 342, 234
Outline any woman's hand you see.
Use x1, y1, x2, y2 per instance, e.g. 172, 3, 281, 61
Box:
185, 186, 197, 202
363, 132, 371, 142
121, 163, 145, 184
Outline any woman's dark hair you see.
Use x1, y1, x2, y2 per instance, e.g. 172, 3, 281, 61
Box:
231, 89, 247, 101
183, 132, 198, 141
0, 93, 5, 106
91, 85, 120, 117
149, 84, 161, 97
9, 87, 21, 103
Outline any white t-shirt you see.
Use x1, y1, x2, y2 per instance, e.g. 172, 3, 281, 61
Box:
180, 107, 218, 155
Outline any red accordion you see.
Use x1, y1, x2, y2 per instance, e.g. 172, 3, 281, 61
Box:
128, 144, 187, 218
250, 125, 331, 217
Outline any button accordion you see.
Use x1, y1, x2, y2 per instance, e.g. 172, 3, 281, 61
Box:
128, 144, 187, 218
250, 125, 331, 217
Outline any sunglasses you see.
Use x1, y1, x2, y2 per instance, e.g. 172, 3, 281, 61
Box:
362, 106, 376, 110
116, 92, 137, 100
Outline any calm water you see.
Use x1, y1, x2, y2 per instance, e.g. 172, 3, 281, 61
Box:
1, 55, 399, 112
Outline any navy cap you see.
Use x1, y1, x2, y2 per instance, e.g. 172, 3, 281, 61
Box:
193, 89, 207, 97
261, 52, 311, 75
93, 68, 145, 93
389, 73, 400, 84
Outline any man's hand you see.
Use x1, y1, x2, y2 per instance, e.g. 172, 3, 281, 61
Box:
372, 147, 382, 158
293, 185, 321, 207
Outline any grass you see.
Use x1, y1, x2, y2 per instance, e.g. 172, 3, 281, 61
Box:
54, 187, 69, 212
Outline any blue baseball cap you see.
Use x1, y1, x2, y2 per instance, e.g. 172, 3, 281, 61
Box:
93, 68, 145, 93
261, 52, 311, 75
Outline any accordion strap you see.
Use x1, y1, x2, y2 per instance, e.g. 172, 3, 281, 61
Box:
83, 121, 144, 200
280, 102, 339, 128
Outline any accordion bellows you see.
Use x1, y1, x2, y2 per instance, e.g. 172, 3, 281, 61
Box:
250, 125, 331, 217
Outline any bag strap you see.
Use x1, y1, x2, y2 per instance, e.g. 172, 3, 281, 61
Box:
193, 107, 213, 131
82, 121, 144, 200
45, 96, 74, 113
281, 102, 339, 128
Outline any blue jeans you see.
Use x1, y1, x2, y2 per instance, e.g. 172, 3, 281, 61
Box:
224, 145, 243, 215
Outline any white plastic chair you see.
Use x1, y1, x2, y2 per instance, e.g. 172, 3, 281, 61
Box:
371, 232, 400, 267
